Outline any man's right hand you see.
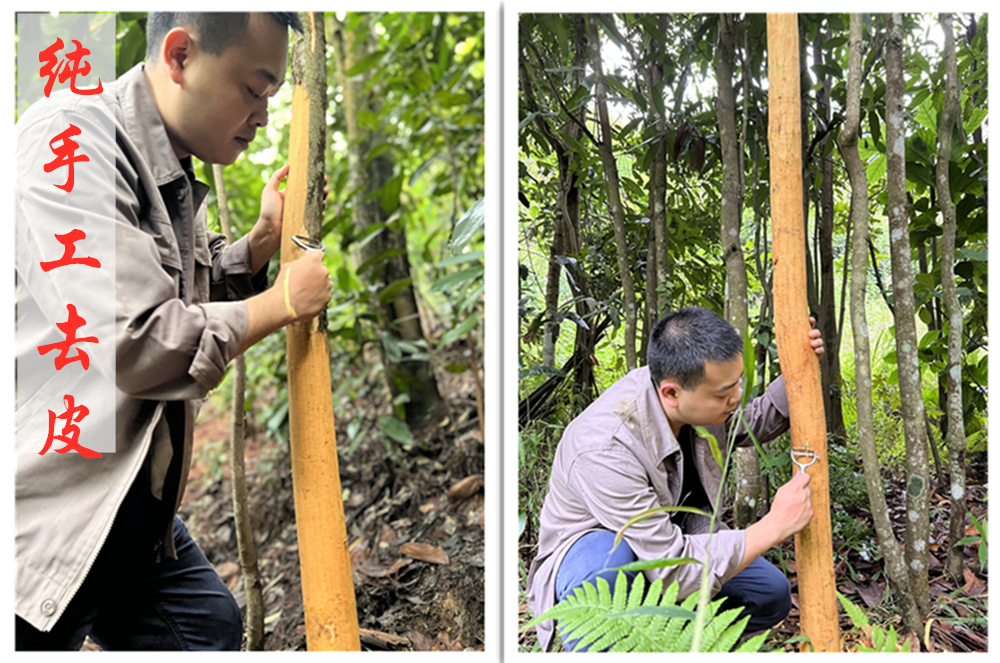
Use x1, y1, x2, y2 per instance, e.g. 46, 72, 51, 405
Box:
768, 471, 814, 539
237, 250, 331, 356
277, 250, 332, 322
737, 470, 814, 575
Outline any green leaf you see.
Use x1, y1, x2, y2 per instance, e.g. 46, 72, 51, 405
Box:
440, 313, 480, 347
430, 265, 484, 292
379, 173, 404, 215
346, 50, 386, 77
694, 426, 723, 468
450, 198, 485, 253
379, 416, 413, 446
377, 278, 413, 305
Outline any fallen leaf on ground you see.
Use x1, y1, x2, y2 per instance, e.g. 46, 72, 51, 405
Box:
400, 542, 450, 565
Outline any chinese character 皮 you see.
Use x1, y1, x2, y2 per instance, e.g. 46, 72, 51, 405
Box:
44, 124, 90, 193
39, 229, 101, 272
38, 37, 104, 97
37, 303, 99, 371
40, 394, 101, 458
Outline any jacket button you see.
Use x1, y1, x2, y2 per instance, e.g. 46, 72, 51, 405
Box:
41, 599, 57, 616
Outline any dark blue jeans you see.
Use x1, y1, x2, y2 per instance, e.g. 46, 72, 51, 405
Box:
16, 478, 242, 650
555, 529, 791, 651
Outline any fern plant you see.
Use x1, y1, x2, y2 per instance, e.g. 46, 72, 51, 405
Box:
837, 591, 911, 652
525, 571, 768, 652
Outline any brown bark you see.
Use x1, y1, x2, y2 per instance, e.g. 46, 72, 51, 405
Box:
589, 15, 638, 371
838, 13, 922, 636
936, 12, 968, 585
813, 26, 846, 443
886, 12, 931, 619
213, 163, 264, 650
767, 13, 838, 652
332, 14, 444, 429
283, 12, 360, 650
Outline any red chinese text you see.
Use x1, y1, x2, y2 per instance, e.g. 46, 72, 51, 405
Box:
39, 37, 104, 97
44, 124, 89, 193
39, 229, 102, 272
40, 394, 102, 458
36, 303, 99, 371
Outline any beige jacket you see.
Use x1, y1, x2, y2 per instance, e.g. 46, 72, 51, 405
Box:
15, 63, 266, 631
525, 367, 791, 651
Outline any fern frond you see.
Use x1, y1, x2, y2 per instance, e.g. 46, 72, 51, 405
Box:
530, 574, 763, 652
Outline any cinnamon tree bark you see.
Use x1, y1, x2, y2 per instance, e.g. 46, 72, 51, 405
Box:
838, 12, 921, 636
589, 15, 638, 371
766, 13, 838, 652
283, 12, 360, 650
936, 12, 967, 585
886, 12, 931, 618
213, 163, 265, 650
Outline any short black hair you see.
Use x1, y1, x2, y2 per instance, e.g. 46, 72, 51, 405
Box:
145, 12, 303, 61
647, 306, 742, 389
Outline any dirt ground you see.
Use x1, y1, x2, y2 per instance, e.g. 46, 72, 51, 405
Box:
180, 352, 485, 651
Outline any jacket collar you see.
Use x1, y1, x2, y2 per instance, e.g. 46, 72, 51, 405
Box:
117, 63, 187, 188
633, 366, 682, 465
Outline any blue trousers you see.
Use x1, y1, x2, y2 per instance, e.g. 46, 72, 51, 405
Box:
15, 478, 242, 650
555, 529, 791, 651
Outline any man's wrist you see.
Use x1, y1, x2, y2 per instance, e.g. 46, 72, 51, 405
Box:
247, 222, 279, 274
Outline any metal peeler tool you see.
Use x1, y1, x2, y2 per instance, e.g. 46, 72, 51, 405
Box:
291, 234, 324, 252
790, 447, 819, 474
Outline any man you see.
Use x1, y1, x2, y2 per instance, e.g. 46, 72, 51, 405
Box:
15, 13, 331, 649
525, 306, 823, 651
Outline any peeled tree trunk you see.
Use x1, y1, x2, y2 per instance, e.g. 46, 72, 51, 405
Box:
589, 15, 638, 371
936, 12, 968, 585
838, 12, 922, 636
766, 13, 839, 652
283, 12, 360, 650
886, 12, 931, 619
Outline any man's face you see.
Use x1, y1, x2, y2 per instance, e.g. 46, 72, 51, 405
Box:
669, 355, 744, 428
169, 14, 288, 165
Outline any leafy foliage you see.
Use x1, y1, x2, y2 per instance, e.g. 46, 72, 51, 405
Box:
526, 572, 767, 653
837, 591, 912, 652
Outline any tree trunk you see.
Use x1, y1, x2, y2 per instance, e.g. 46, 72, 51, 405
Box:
838, 12, 922, 636
284, 13, 360, 650
767, 13, 839, 652
936, 12, 968, 585
814, 26, 846, 443
886, 12, 931, 619
212, 163, 264, 651
715, 13, 757, 529
589, 15, 638, 371
333, 15, 444, 430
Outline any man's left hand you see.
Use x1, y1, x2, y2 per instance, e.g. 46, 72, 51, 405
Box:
808, 316, 824, 356
248, 165, 330, 274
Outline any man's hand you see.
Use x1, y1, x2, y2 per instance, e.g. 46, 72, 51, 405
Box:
248, 165, 332, 274
767, 471, 814, 538
248, 164, 290, 274
808, 316, 824, 356
237, 250, 331, 356
737, 471, 814, 574
277, 250, 332, 322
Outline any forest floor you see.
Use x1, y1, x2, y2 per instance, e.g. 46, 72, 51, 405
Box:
518, 452, 988, 653
180, 343, 485, 651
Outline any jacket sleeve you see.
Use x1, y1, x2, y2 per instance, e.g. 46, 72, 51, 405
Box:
728, 375, 791, 448
114, 125, 248, 400
207, 230, 270, 302
567, 446, 746, 599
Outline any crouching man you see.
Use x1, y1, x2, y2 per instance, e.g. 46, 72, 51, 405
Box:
525, 306, 823, 651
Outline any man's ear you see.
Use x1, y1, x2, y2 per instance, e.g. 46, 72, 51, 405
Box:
161, 27, 194, 86
658, 380, 682, 407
